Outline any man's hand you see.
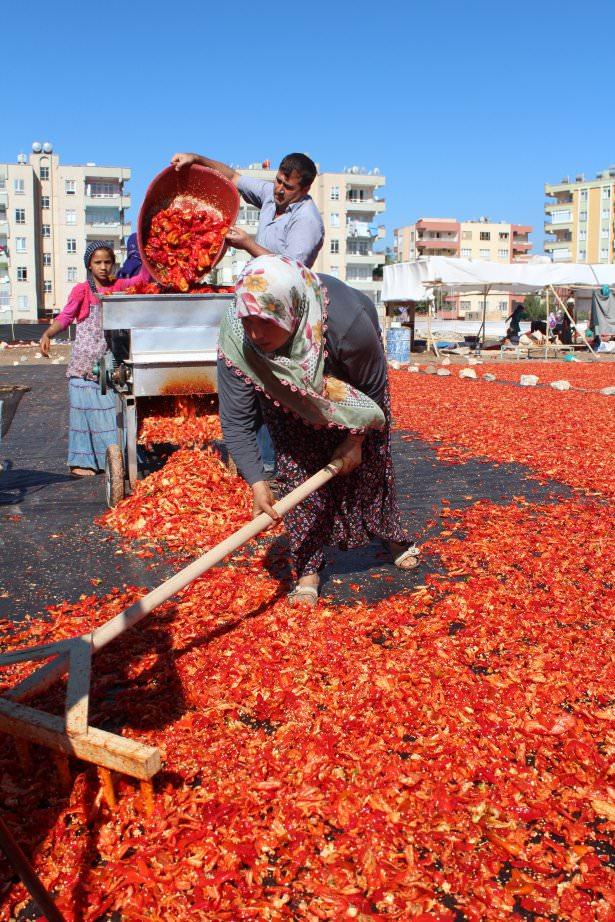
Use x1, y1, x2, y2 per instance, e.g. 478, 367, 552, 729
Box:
171, 152, 199, 171
252, 480, 280, 524
225, 226, 253, 252
39, 331, 52, 358
330, 433, 364, 475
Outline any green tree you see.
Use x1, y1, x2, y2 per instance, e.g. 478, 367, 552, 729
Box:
523, 294, 546, 320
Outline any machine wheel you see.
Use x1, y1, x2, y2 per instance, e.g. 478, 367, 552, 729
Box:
105, 444, 125, 508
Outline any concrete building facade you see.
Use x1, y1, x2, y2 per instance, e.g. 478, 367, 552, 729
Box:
218, 163, 386, 309
393, 217, 532, 320
545, 167, 615, 263
0, 143, 131, 322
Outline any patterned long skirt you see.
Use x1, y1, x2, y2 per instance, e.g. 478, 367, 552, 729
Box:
262, 387, 408, 577
67, 378, 116, 471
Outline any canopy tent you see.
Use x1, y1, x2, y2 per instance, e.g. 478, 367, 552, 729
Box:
382, 257, 610, 356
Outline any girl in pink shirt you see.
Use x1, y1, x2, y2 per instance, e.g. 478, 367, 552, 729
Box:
40, 240, 149, 477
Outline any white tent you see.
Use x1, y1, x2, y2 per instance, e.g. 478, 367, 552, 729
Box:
382, 256, 615, 303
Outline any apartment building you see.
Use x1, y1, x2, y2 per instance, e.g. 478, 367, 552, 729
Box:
217, 162, 386, 309
393, 217, 532, 320
545, 166, 615, 263
0, 143, 131, 322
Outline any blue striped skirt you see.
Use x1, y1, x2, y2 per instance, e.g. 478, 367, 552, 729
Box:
68, 378, 117, 471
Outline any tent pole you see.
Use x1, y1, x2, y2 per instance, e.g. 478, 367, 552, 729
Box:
545, 287, 549, 360
550, 284, 598, 360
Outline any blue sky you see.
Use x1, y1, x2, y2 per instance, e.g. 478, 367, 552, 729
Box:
6, 0, 615, 251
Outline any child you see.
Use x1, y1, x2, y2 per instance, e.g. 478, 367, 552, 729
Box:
40, 240, 149, 477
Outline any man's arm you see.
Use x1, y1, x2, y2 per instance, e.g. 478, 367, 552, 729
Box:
171, 152, 240, 185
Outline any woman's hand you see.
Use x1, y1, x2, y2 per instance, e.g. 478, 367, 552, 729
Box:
331, 433, 365, 475
39, 331, 52, 358
252, 480, 280, 524
171, 152, 198, 171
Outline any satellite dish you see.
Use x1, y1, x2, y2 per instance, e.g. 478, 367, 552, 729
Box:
42, 142, 53, 153
32, 141, 42, 153
17, 153, 27, 164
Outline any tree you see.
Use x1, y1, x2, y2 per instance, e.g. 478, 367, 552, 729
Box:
523, 294, 546, 320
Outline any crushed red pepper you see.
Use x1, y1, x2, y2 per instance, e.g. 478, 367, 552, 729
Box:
144, 201, 229, 291
1, 369, 614, 920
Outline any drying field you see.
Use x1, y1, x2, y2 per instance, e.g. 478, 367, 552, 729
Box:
0, 362, 613, 921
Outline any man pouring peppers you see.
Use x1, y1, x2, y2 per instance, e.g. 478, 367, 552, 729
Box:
171, 151, 325, 268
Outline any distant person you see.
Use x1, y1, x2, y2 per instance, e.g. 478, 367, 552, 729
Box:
117, 233, 142, 279
39, 242, 150, 477
505, 302, 526, 343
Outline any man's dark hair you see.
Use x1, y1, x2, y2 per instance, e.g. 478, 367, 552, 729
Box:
279, 153, 317, 189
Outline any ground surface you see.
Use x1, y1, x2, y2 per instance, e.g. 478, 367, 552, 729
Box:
0, 358, 613, 922
0, 364, 569, 622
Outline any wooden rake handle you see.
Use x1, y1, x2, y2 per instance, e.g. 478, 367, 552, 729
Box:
10, 459, 343, 702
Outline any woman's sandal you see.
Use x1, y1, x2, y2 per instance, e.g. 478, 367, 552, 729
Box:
70, 468, 97, 478
287, 585, 319, 607
393, 544, 421, 570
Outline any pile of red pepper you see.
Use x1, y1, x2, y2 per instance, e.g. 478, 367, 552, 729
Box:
120, 280, 235, 296
97, 448, 252, 557
1, 362, 614, 920
138, 413, 222, 451
144, 201, 229, 291
390, 365, 615, 497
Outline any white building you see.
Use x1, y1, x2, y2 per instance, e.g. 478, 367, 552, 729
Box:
0, 143, 131, 323
218, 162, 386, 310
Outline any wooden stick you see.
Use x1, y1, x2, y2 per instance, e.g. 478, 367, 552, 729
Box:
52, 752, 72, 795
98, 767, 117, 810
15, 739, 32, 774
8, 461, 343, 703
0, 698, 160, 780
140, 779, 155, 816
0, 814, 65, 922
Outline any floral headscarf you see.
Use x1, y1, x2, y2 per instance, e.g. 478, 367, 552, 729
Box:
218, 255, 385, 432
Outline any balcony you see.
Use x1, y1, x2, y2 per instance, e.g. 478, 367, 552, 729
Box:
544, 198, 573, 212
512, 239, 531, 249
346, 253, 384, 265
345, 197, 385, 214
416, 236, 458, 248
544, 238, 571, 250
85, 193, 131, 209
347, 221, 374, 239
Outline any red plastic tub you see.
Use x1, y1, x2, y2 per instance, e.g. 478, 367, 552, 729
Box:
137, 165, 240, 286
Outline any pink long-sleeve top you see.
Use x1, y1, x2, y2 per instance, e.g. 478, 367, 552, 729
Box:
54, 267, 151, 331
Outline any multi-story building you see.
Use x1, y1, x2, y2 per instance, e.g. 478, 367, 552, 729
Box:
393, 217, 532, 320
218, 162, 386, 309
0, 143, 131, 322
545, 167, 615, 263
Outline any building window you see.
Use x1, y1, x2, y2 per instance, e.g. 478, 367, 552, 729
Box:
479, 248, 490, 258
17, 295, 29, 311
579, 250, 587, 260
42, 224, 51, 238
602, 208, 610, 218
17, 266, 27, 281
15, 208, 25, 224
460, 300, 471, 311
65, 180, 76, 195
579, 230, 586, 241
330, 239, 339, 254
580, 189, 588, 200
41, 195, 50, 209
579, 211, 587, 221
461, 248, 471, 258
552, 210, 572, 224
87, 181, 120, 198
499, 300, 508, 312
40, 167, 50, 181
44, 280, 52, 294
66, 209, 76, 225
43, 253, 52, 267
15, 237, 26, 253
461, 231, 472, 240
601, 228, 609, 239
602, 187, 611, 199
330, 213, 339, 228
329, 265, 340, 278
67, 266, 77, 282
0, 287, 8, 307
498, 248, 508, 259
479, 231, 491, 241
499, 232, 509, 240
600, 248, 609, 259
66, 238, 77, 254
330, 185, 339, 201
13, 178, 25, 194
